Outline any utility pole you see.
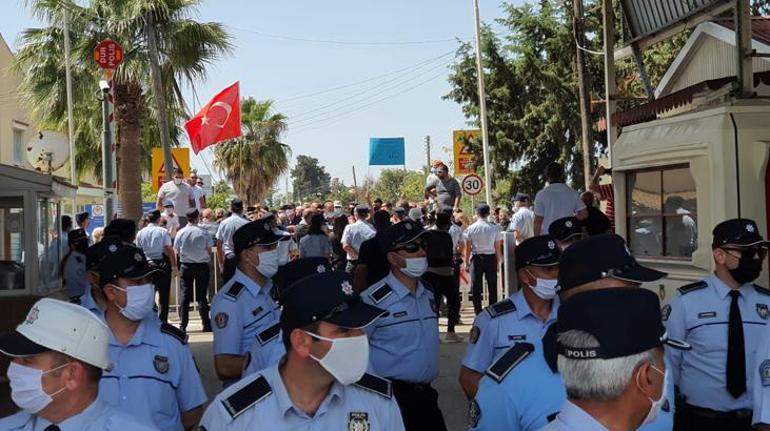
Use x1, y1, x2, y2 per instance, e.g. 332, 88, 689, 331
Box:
473, 0, 493, 205
63, 9, 77, 186
100, 82, 115, 221
573, 0, 594, 188
351, 165, 358, 200
602, 0, 618, 164
146, 12, 175, 180
424, 135, 431, 175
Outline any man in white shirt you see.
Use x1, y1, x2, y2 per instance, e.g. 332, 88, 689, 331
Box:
533, 162, 587, 235
341, 205, 376, 274
464, 204, 503, 314
157, 167, 196, 228
508, 193, 535, 245
188, 172, 207, 211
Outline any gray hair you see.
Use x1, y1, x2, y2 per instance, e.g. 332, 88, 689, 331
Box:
557, 330, 657, 401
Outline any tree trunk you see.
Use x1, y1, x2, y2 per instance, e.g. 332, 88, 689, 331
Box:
113, 81, 145, 223
573, 0, 594, 189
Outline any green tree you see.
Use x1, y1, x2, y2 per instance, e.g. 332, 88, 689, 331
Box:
291, 155, 331, 202
214, 98, 290, 204
325, 178, 356, 205
370, 169, 426, 203
15, 0, 232, 221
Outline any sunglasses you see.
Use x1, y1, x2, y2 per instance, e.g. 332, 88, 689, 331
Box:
723, 247, 768, 260
391, 240, 426, 253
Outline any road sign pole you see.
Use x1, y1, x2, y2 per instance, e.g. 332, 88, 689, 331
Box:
101, 79, 115, 222
473, 0, 493, 205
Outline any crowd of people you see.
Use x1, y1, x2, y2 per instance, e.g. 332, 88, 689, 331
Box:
1, 160, 767, 431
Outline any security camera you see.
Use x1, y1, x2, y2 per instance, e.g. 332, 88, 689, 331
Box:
99, 80, 110, 92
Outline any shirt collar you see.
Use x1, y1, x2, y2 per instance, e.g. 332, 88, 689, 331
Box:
105, 312, 161, 348
233, 269, 272, 297
386, 272, 426, 299
55, 398, 107, 431
707, 273, 751, 300
266, 363, 343, 420
555, 400, 609, 431
512, 289, 559, 323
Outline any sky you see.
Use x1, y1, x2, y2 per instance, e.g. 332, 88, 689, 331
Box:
0, 0, 510, 195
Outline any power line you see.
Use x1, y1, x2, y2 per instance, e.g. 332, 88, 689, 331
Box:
230, 26, 466, 47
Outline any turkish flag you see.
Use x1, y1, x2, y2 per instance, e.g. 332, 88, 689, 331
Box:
185, 82, 242, 154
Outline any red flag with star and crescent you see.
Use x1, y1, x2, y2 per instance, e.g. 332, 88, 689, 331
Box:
185, 81, 242, 154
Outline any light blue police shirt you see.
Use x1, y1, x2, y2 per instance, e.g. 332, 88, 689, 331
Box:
752, 322, 770, 425
664, 273, 769, 411
99, 313, 208, 431
243, 331, 286, 377
361, 271, 440, 383
463, 291, 558, 373
0, 398, 160, 431
216, 214, 249, 257
174, 223, 213, 264
63, 251, 88, 299
199, 363, 405, 431
211, 269, 281, 371
79, 286, 101, 314
470, 340, 675, 431
135, 224, 172, 260
538, 400, 608, 431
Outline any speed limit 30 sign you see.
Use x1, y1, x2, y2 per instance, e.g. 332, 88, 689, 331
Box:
461, 174, 484, 196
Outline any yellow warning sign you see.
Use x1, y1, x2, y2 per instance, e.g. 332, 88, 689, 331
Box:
151, 148, 190, 192
453, 129, 480, 175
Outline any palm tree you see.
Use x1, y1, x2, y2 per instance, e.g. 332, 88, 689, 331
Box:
14, 0, 232, 221
214, 98, 291, 204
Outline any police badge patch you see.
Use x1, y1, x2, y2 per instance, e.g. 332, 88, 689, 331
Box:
761, 360, 770, 386
469, 399, 482, 427
348, 412, 370, 431
215, 312, 229, 329
758, 304, 769, 320
153, 355, 169, 374
661, 304, 671, 322
469, 325, 481, 344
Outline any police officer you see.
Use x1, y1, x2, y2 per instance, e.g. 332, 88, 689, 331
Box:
216, 198, 249, 284
0, 298, 159, 430
80, 236, 126, 314
361, 220, 446, 430
341, 204, 376, 274
548, 216, 586, 250
174, 208, 213, 333
544, 288, 689, 431
63, 228, 89, 303
464, 203, 503, 314
200, 271, 403, 430
459, 234, 560, 399
210, 216, 288, 384
666, 218, 770, 430
135, 209, 176, 323
469, 234, 675, 431
97, 245, 207, 431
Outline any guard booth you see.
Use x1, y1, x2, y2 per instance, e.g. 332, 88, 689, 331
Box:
607, 20, 770, 301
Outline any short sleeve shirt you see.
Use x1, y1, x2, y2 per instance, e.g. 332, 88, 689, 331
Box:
135, 224, 172, 260
215, 214, 249, 257
63, 251, 88, 299
341, 220, 376, 260
509, 207, 535, 244
157, 181, 195, 216
464, 219, 502, 255
427, 177, 461, 211
533, 183, 586, 235
299, 234, 332, 259
174, 224, 213, 263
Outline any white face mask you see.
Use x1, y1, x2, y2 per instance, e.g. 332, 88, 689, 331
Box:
112, 283, 156, 321
304, 331, 369, 385
173, 178, 182, 185
638, 364, 667, 426
401, 257, 428, 278
526, 271, 559, 300
333, 208, 343, 217
8, 362, 68, 414
256, 249, 280, 278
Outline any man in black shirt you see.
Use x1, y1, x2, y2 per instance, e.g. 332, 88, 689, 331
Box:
353, 210, 392, 292
580, 191, 611, 236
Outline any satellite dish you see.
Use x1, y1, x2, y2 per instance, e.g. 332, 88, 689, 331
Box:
26, 131, 69, 174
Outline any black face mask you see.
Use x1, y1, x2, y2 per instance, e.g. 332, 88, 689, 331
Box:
729, 256, 763, 284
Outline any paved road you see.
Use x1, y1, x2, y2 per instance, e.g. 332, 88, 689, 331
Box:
187, 307, 476, 431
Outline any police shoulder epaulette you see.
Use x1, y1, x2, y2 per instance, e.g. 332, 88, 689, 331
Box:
677, 280, 707, 295
485, 299, 516, 319
221, 375, 272, 420
485, 342, 534, 383
354, 373, 393, 399
257, 322, 281, 346
160, 322, 188, 345
369, 284, 393, 304
225, 282, 246, 300
755, 284, 770, 295
421, 279, 435, 293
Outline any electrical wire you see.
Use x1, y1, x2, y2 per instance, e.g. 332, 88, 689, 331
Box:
230, 26, 465, 47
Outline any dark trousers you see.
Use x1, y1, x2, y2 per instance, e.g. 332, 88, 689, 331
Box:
423, 272, 460, 332
470, 254, 498, 314
152, 257, 172, 323
222, 255, 238, 284
392, 380, 447, 431
180, 262, 211, 331
674, 403, 753, 431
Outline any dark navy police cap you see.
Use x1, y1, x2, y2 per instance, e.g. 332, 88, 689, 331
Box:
68, 228, 88, 245
233, 216, 288, 255
515, 235, 559, 270
280, 272, 387, 332
97, 245, 160, 287
76, 211, 90, 223
558, 234, 666, 291
186, 208, 200, 219
548, 217, 585, 242
557, 288, 690, 360
712, 218, 770, 248
378, 220, 430, 251
273, 257, 333, 299
85, 236, 124, 270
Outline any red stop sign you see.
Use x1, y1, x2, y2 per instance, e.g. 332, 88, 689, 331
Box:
93, 39, 124, 69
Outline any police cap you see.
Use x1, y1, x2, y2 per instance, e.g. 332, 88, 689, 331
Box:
378, 220, 430, 251
280, 271, 387, 333
76, 211, 90, 224
273, 257, 332, 299
557, 288, 690, 360
548, 217, 585, 242
712, 218, 770, 248
97, 245, 160, 287
558, 234, 666, 291
230, 198, 244, 210
233, 215, 288, 255
515, 235, 560, 270
186, 208, 200, 220
85, 236, 124, 270
67, 228, 88, 245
